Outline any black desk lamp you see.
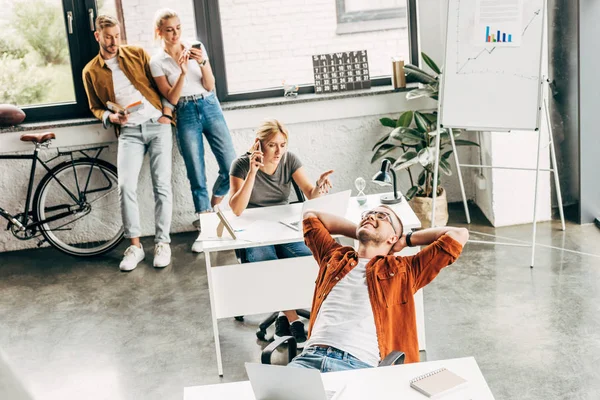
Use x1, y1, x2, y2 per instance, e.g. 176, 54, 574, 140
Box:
372, 159, 402, 204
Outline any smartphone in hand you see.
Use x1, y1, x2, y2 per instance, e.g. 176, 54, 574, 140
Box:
255, 140, 263, 164
191, 42, 202, 50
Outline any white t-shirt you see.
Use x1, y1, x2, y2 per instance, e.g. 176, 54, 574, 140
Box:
149, 42, 209, 98
305, 258, 380, 366
104, 57, 161, 126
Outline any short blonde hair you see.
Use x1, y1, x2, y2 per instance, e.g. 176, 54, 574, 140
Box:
95, 15, 119, 32
255, 119, 289, 144
154, 8, 179, 40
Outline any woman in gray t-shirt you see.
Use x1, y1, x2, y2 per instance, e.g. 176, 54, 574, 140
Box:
229, 119, 334, 348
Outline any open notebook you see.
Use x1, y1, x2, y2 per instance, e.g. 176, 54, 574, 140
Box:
410, 367, 467, 398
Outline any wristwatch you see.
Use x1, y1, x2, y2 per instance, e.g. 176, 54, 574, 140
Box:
405, 231, 414, 247
199, 58, 208, 66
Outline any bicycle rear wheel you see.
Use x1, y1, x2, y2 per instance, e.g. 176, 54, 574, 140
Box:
33, 158, 124, 256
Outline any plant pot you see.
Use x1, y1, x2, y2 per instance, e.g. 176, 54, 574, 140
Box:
409, 188, 449, 227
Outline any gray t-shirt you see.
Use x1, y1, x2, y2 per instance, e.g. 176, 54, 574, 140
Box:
230, 151, 303, 208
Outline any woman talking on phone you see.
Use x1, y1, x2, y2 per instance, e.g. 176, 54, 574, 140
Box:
229, 119, 334, 348
150, 8, 236, 252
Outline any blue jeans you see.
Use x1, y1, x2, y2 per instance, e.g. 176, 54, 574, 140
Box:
176, 92, 236, 213
118, 121, 173, 243
288, 346, 374, 372
245, 241, 312, 262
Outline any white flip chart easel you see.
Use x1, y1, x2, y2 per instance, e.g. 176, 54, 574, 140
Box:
431, 0, 565, 267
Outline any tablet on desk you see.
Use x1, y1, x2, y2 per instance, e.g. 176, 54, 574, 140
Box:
214, 205, 236, 239
280, 190, 351, 231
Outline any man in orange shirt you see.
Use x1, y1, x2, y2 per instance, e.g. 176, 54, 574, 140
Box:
289, 206, 468, 371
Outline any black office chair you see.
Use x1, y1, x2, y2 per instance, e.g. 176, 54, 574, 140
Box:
234, 179, 311, 341
261, 335, 406, 367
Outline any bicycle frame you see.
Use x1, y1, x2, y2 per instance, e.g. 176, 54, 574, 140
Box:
0, 143, 110, 230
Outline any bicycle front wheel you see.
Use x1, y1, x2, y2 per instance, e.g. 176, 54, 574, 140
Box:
33, 158, 124, 256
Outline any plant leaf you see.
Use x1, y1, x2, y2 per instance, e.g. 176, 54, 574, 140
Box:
454, 139, 480, 147
405, 186, 419, 201
418, 170, 426, 186
380, 117, 396, 129
439, 157, 453, 176
392, 150, 419, 170
441, 150, 453, 160
404, 64, 437, 84
421, 112, 437, 125
414, 111, 430, 134
395, 128, 425, 146
417, 147, 436, 167
406, 87, 436, 100
397, 111, 413, 127
428, 127, 449, 137
371, 144, 396, 164
371, 132, 390, 151
421, 52, 441, 75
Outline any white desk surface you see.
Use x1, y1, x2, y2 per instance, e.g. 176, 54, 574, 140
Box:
184, 357, 495, 400
200, 193, 421, 252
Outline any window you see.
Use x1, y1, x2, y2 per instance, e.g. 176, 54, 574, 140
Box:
336, 0, 406, 34
195, 0, 418, 101
0, 0, 99, 122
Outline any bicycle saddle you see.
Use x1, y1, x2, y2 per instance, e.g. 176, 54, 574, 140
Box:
20, 132, 56, 143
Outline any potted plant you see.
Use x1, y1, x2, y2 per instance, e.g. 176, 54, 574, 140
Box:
371, 52, 479, 226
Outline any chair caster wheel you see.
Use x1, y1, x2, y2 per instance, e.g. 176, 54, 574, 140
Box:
256, 329, 267, 341
234, 316, 244, 322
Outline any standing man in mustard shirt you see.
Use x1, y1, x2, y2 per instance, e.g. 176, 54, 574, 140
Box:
83, 15, 174, 271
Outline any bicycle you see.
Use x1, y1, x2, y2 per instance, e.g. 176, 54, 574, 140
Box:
0, 132, 123, 256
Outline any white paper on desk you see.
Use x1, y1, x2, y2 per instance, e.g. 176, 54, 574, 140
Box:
195, 231, 236, 242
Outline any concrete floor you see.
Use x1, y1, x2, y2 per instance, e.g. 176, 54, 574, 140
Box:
1, 205, 600, 400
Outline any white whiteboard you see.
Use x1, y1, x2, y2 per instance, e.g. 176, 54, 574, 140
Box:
440, 0, 545, 131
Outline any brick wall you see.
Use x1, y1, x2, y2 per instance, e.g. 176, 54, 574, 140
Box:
119, 0, 409, 93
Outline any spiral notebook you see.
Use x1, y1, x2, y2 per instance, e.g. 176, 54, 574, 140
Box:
409, 367, 467, 398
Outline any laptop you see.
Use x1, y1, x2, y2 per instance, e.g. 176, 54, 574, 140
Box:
280, 190, 351, 231
245, 362, 346, 400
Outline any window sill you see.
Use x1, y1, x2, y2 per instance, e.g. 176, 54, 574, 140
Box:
220, 84, 417, 112
0, 118, 99, 135
0, 83, 420, 135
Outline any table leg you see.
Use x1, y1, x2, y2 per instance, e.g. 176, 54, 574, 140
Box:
205, 250, 224, 376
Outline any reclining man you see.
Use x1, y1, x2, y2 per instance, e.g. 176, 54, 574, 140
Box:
289, 206, 468, 371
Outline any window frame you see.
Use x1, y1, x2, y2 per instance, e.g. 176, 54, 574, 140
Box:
19, 0, 99, 123
335, 0, 405, 24
193, 0, 419, 103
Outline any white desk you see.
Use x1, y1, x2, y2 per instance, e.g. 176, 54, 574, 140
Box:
200, 193, 422, 376
184, 357, 495, 400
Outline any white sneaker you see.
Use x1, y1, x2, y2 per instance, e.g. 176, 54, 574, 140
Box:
192, 212, 202, 231
153, 243, 171, 268
191, 232, 204, 253
119, 245, 145, 271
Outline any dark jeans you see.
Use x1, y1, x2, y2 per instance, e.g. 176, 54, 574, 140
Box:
288, 346, 374, 372
245, 241, 312, 262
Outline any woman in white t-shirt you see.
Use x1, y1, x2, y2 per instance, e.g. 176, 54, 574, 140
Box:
150, 8, 236, 252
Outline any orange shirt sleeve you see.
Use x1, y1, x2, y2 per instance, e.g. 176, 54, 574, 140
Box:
302, 217, 341, 266
402, 234, 464, 292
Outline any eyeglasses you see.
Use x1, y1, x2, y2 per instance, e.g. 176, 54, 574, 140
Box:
360, 210, 397, 235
